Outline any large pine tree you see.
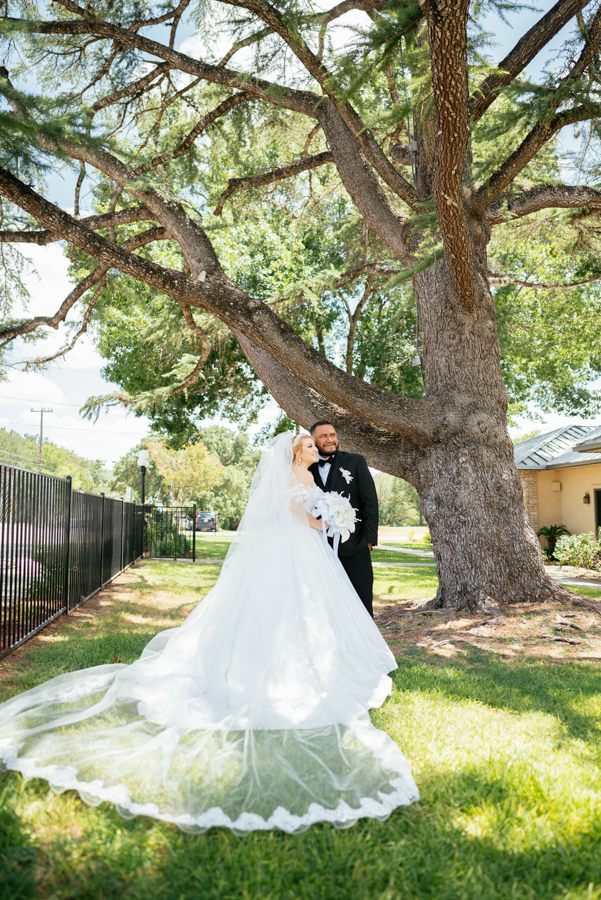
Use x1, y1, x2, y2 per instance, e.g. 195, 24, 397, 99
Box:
1, 0, 601, 609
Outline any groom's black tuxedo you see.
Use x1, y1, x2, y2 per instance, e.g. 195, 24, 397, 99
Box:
309, 449, 378, 617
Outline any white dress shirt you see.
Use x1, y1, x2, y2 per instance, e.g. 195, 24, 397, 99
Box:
317, 455, 332, 485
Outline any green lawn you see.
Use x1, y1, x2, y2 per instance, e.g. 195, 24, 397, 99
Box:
193, 537, 235, 560
374, 564, 439, 603
192, 534, 434, 566
2, 560, 601, 900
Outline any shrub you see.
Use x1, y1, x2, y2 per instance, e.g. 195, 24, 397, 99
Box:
554, 533, 601, 570
536, 524, 570, 556
420, 532, 433, 547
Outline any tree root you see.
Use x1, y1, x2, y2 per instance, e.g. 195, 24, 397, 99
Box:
412, 580, 601, 616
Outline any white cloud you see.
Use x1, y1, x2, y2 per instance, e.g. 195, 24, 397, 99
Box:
2, 244, 152, 469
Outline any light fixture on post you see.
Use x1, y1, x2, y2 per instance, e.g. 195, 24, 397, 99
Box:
137, 449, 150, 507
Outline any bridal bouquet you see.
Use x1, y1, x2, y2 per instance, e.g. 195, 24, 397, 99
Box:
311, 491, 357, 544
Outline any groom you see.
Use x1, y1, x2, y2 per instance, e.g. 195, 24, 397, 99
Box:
309, 421, 379, 617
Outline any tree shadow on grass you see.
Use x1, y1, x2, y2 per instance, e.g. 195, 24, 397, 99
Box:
0, 781, 36, 900
3, 763, 601, 900
393, 647, 601, 747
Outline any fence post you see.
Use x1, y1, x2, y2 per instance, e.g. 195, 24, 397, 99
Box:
120, 498, 124, 573
192, 504, 196, 563
63, 476, 72, 614
100, 492, 105, 588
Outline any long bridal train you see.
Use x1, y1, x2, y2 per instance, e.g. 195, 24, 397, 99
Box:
0, 433, 419, 834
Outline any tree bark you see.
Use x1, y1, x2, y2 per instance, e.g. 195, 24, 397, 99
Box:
409, 229, 561, 609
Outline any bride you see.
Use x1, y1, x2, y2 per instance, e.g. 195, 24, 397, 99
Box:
0, 431, 418, 834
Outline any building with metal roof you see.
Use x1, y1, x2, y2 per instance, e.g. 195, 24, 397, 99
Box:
514, 424, 601, 539
573, 424, 601, 454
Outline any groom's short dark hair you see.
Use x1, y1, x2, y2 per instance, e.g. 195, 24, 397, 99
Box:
310, 419, 335, 434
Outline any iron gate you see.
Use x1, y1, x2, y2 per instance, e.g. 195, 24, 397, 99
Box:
144, 506, 197, 560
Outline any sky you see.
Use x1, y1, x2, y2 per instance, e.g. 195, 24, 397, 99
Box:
0, 1, 598, 469
1, 243, 153, 468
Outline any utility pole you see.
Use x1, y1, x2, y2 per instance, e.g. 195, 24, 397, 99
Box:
30, 408, 53, 472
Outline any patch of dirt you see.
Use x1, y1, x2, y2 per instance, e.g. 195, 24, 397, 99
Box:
375, 601, 601, 661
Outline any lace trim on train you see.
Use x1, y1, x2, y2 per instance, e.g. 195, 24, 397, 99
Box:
0, 742, 418, 834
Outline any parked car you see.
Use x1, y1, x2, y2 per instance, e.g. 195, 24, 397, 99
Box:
196, 511, 219, 532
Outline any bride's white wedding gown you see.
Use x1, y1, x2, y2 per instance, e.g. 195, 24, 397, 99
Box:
0, 433, 418, 833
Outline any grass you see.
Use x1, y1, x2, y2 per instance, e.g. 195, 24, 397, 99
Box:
2, 560, 601, 899
192, 537, 235, 560
374, 565, 439, 603
190, 534, 435, 566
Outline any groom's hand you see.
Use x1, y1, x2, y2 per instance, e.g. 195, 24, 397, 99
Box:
368, 543, 372, 551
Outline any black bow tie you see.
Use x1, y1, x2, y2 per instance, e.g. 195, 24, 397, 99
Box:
318, 459, 331, 467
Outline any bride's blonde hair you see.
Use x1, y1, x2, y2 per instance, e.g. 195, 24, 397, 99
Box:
292, 432, 311, 467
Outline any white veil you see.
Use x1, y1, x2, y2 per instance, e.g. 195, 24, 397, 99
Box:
228, 430, 300, 542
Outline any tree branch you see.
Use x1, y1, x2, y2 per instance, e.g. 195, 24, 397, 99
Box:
0, 205, 153, 245
317, 100, 413, 265
73, 162, 85, 217
218, 0, 421, 210
8, 3, 420, 254
472, 105, 599, 215
17, 4, 322, 118
0, 267, 105, 343
473, 6, 601, 215
0, 225, 167, 344
91, 62, 171, 111
0, 165, 435, 443
24, 277, 106, 369
469, 0, 589, 122
486, 183, 601, 223
487, 269, 601, 290
139, 91, 255, 174
217, 0, 388, 66
172, 303, 212, 395
214, 150, 334, 216
234, 331, 424, 481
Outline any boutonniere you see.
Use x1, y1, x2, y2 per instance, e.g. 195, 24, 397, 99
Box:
339, 467, 353, 484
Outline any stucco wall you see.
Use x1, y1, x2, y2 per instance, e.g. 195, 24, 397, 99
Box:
536, 463, 601, 536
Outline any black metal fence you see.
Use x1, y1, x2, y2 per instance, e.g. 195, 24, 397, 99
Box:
0, 463, 144, 657
144, 506, 196, 560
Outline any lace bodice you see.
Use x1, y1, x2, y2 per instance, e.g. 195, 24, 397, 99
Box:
289, 481, 324, 512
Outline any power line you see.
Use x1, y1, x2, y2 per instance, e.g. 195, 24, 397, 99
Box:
0, 394, 87, 408
0, 421, 147, 435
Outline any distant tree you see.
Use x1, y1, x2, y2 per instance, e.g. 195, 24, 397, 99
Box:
374, 473, 421, 527
109, 438, 169, 503
193, 426, 261, 529
0, 428, 110, 492
147, 440, 223, 507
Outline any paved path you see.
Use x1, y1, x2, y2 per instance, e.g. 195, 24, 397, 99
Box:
545, 566, 601, 591
377, 544, 434, 558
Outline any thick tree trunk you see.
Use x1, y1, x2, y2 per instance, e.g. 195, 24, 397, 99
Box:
411, 232, 561, 610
